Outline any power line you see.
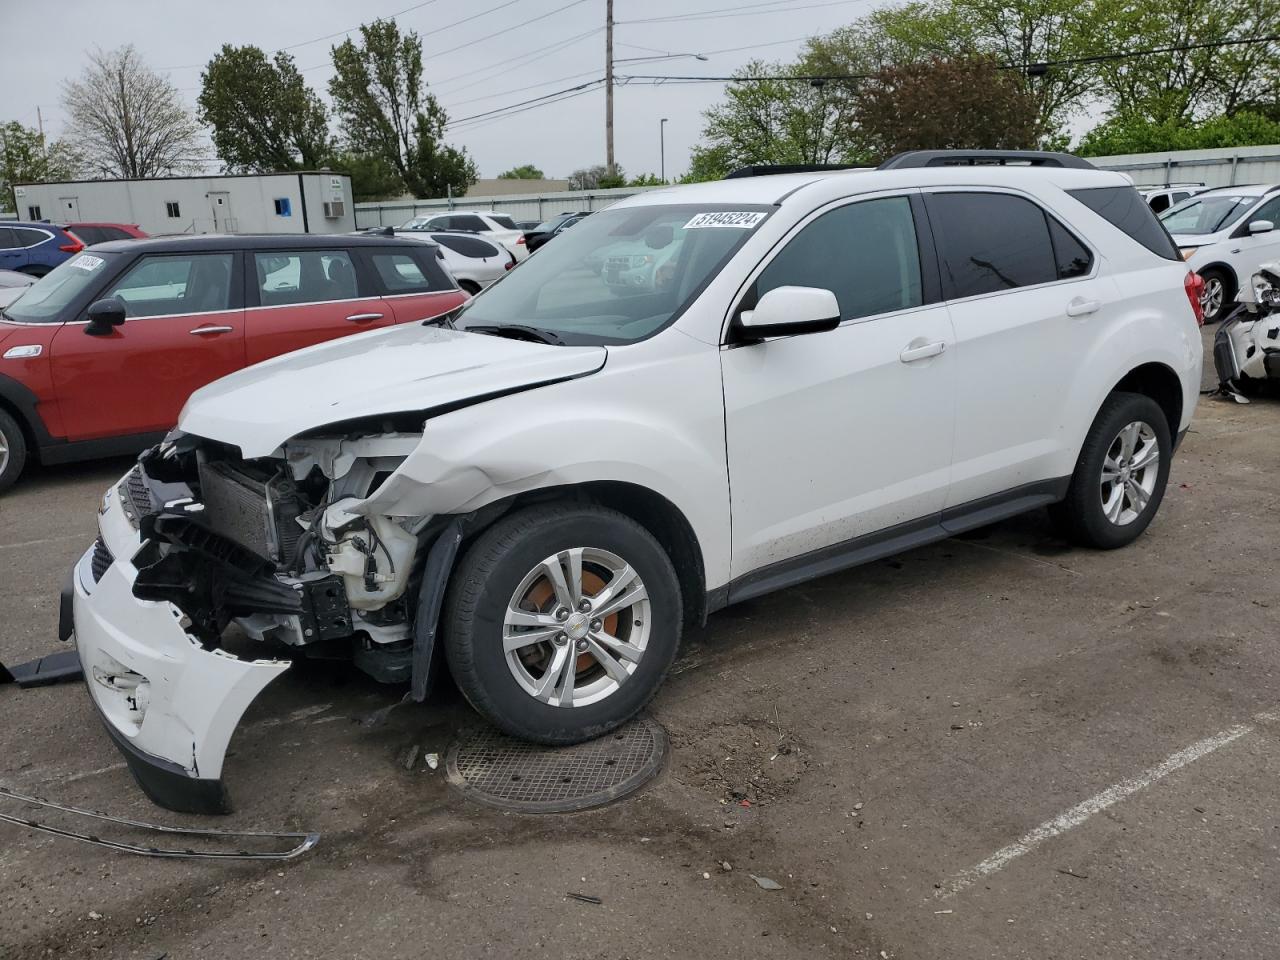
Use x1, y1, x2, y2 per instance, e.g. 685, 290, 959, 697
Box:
619, 0, 868, 25
446, 78, 605, 128
423, 0, 594, 59
442, 68, 603, 110
447, 84, 603, 133
432, 27, 602, 89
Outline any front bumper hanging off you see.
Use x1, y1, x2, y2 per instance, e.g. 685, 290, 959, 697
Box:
66, 479, 289, 814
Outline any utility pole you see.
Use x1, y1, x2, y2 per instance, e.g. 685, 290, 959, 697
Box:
659, 118, 668, 182
605, 0, 614, 177
36, 106, 47, 157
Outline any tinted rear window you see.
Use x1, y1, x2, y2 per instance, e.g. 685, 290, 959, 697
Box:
432, 234, 503, 258
1068, 186, 1181, 260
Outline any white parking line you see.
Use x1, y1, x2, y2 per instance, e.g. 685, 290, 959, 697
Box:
939, 722, 1254, 898
0, 533, 89, 551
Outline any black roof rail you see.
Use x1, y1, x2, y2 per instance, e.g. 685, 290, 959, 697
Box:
725, 163, 860, 179
878, 150, 1096, 170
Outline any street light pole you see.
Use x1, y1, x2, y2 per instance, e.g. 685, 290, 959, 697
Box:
660, 118, 668, 182
605, 0, 615, 177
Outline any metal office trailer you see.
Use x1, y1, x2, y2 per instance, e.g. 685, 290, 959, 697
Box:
12, 172, 355, 235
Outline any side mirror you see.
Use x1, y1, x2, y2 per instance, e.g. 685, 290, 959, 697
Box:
84, 297, 127, 336
734, 286, 841, 341
1250, 219, 1275, 235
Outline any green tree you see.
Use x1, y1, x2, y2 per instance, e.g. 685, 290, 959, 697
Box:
328, 19, 477, 198
691, 59, 859, 176
330, 150, 406, 201
1078, 111, 1280, 156
498, 163, 545, 179
681, 144, 735, 183
198, 45, 333, 172
851, 56, 1043, 161
0, 122, 81, 210
567, 164, 622, 190
627, 173, 666, 186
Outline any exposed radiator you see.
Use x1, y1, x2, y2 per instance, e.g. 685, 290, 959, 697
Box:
197, 461, 301, 564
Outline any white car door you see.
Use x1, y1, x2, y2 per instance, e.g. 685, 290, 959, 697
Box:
720, 192, 957, 584
1222, 193, 1280, 285
923, 189, 1111, 508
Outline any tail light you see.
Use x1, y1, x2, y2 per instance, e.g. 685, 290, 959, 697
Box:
1185, 271, 1205, 326
506, 256, 516, 271
60, 236, 84, 254
516, 236, 526, 245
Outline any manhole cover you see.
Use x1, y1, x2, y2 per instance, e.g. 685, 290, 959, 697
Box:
445, 715, 667, 813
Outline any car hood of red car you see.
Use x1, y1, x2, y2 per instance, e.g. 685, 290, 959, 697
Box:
178, 323, 607, 458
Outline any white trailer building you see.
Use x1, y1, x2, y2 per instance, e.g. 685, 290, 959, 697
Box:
12, 171, 354, 235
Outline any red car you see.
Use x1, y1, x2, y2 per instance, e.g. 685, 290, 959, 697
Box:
0, 234, 468, 491
63, 222, 149, 245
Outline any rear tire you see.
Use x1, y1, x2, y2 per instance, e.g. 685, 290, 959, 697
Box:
443, 503, 682, 744
0, 408, 29, 494
1049, 392, 1171, 549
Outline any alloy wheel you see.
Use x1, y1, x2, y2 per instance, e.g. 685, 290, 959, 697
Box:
1201, 276, 1224, 320
1099, 420, 1160, 526
503, 547, 651, 708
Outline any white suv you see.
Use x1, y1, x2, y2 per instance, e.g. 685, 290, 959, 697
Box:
67, 151, 1204, 812
398, 210, 528, 261
1161, 184, 1280, 322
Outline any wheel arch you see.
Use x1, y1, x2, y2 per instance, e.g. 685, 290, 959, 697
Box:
0, 372, 53, 463
1197, 260, 1238, 295
1111, 361, 1184, 439
459, 480, 710, 627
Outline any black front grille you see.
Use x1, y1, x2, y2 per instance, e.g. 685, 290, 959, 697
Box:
90, 538, 113, 583
117, 466, 154, 529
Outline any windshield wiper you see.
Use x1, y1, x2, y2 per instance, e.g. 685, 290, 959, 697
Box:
464, 323, 565, 345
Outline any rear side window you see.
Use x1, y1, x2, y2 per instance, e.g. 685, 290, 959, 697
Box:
368, 249, 452, 294
71, 226, 107, 245
255, 251, 358, 306
1048, 218, 1092, 279
13, 228, 51, 248
1069, 186, 1181, 260
756, 196, 923, 320
927, 193, 1057, 298
450, 215, 489, 232
432, 234, 503, 258
489, 214, 517, 230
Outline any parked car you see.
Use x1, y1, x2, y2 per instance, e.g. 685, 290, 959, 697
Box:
0, 222, 85, 276
397, 210, 528, 261
0, 269, 35, 309
0, 234, 468, 491
1141, 185, 1204, 214
64, 222, 148, 245
426, 232, 515, 293
68, 150, 1203, 813
1161, 184, 1280, 323
523, 212, 589, 253
514, 220, 543, 233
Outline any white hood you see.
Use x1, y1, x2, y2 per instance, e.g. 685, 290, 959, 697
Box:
179, 323, 607, 458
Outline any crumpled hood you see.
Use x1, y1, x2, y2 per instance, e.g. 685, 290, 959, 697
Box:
179, 324, 607, 458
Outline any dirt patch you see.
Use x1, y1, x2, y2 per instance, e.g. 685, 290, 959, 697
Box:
671, 717, 809, 806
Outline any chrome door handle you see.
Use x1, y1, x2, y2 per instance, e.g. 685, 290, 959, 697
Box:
1066, 297, 1101, 317
189, 325, 234, 336
345, 312, 383, 322
899, 340, 946, 363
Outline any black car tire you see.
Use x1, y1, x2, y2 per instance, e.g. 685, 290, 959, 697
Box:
443, 503, 682, 744
1049, 391, 1172, 549
0, 408, 29, 493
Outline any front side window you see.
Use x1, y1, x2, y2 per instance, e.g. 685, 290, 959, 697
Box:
1244, 194, 1280, 227
106, 254, 234, 317
255, 251, 357, 306
3, 251, 121, 323
455, 203, 771, 345
369, 250, 451, 294
755, 196, 923, 321
928, 192, 1057, 299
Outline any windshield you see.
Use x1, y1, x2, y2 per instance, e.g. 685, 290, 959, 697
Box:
4, 252, 118, 323
455, 203, 771, 345
1160, 194, 1260, 235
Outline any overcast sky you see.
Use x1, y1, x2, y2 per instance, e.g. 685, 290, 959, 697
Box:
0, 0, 882, 183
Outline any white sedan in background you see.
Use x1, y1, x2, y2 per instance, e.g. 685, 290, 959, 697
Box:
0, 269, 35, 309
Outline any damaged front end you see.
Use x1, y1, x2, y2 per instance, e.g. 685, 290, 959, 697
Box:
72, 429, 449, 813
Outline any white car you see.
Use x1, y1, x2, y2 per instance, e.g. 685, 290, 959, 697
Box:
398, 210, 529, 262
68, 150, 1203, 812
1161, 184, 1280, 322
421, 232, 514, 294
1141, 184, 1204, 214
0, 269, 35, 309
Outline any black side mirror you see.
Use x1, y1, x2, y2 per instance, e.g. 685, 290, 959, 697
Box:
84, 297, 127, 336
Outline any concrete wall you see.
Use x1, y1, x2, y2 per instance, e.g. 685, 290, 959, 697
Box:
1089, 144, 1280, 189
355, 185, 660, 228
12, 172, 354, 235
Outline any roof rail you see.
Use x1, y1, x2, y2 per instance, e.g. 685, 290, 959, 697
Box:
725, 163, 860, 179
878, 150, 1096, 170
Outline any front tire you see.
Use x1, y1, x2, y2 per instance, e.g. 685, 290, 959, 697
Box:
1199, 268, 1234, 324
443, 504, 683, 744
1049, 392, 1172, 548
0, 408, 28, 493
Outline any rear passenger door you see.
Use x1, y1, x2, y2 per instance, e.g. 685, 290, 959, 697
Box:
924, 190, 1109, 508
360, 246, 468, 323
243, 248, 393, 365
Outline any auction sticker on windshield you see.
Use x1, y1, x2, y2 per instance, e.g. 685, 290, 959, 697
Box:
69, 254, 105, 271
684, 212, 768, 229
